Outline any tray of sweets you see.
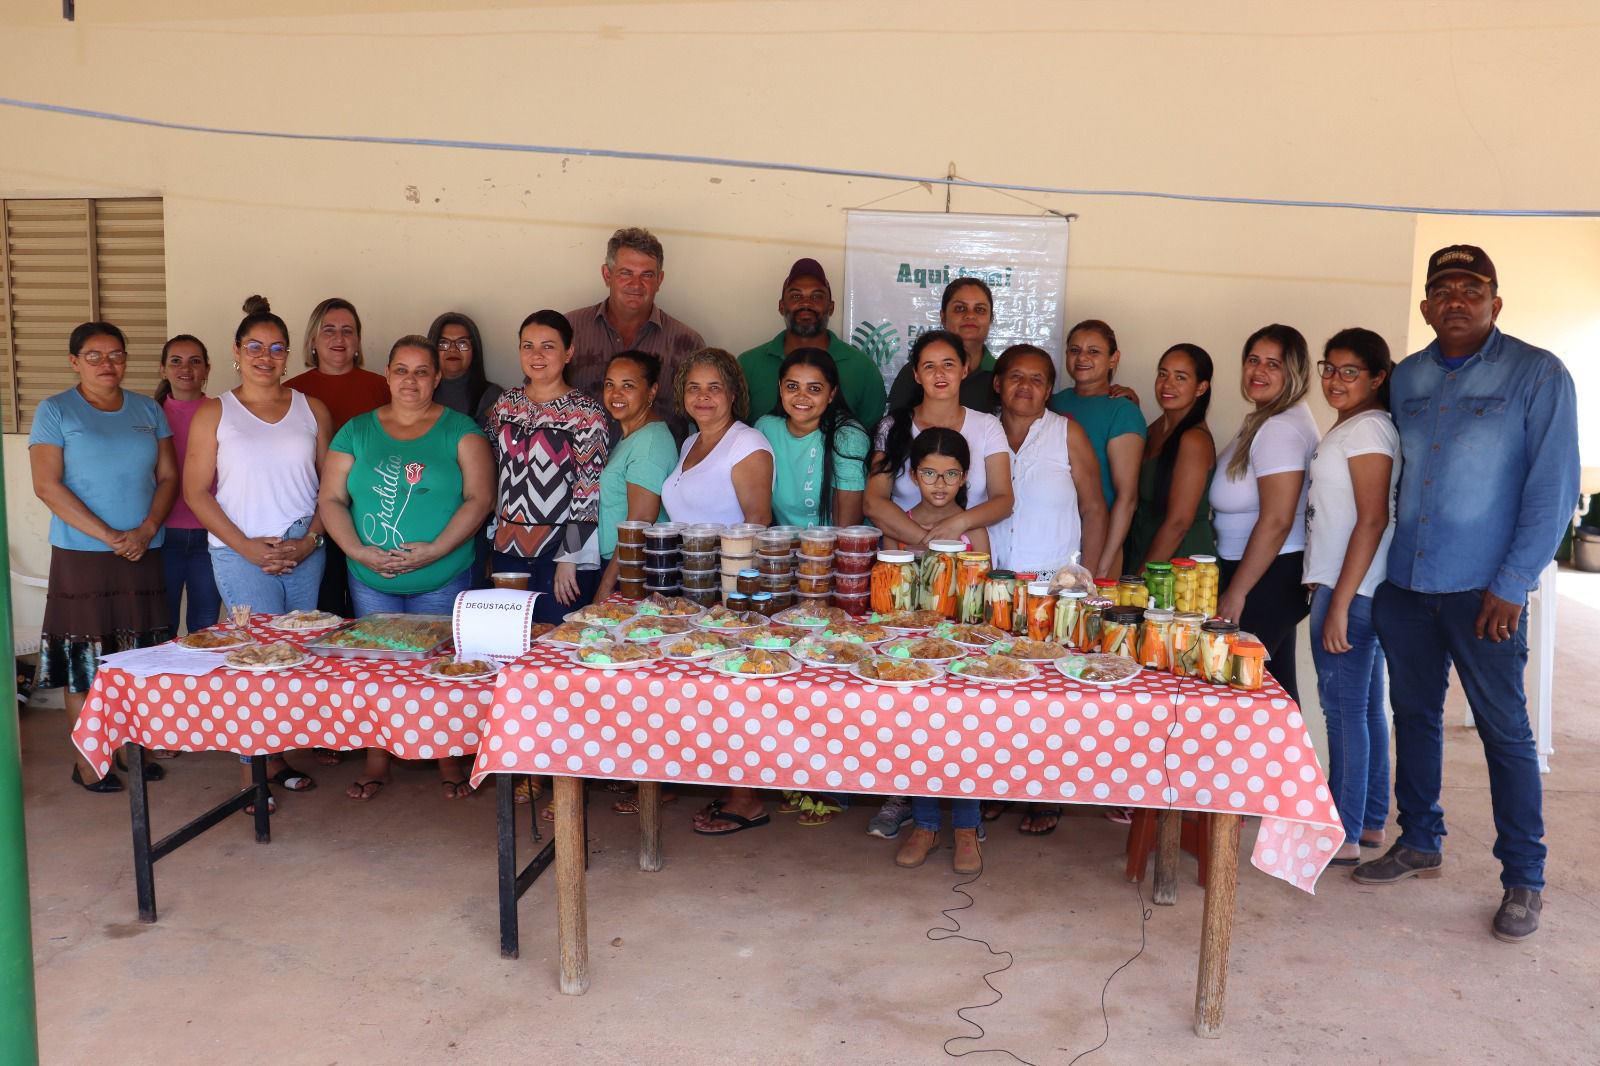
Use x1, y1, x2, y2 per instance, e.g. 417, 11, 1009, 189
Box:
303, 613, 454, 661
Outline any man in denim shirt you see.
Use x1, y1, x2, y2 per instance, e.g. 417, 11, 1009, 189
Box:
1356, 245, 1580, 943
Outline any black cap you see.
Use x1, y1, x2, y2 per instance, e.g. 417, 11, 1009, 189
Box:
1425, 245, 1497, 288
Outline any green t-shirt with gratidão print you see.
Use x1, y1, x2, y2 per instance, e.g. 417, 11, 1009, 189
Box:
330, 407, 484, 594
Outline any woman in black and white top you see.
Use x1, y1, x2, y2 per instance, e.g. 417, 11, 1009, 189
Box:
1209, 324, 1319, 704
1304, 327, 1399, 865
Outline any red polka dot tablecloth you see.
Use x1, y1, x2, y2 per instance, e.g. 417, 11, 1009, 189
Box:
74, 622, 496, 778
470, 645, 1344, 893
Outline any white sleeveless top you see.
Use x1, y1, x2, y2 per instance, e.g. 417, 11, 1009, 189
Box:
660, 421, 774, 526
990, 410, 1081, 572
211, 390, 320, 547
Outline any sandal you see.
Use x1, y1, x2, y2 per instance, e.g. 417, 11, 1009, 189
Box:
778, 790, 808, 815
796, 795, 842, 827
513, 777, 540, 805
441, 779, 475, 800
269, 766, 316, 792
114, 751, 165, 782
612, 791, 678, 815
345, 779, 385, 801
1101, 806, 1132, 825
313, 748, 344, 766
244, 791, 277, 816
1019, 806, 1062, 836
980, 800, 1008, 821
692, 809, 771, 836
70, 765, 123, 793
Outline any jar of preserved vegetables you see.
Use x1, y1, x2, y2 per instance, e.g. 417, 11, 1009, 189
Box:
1229, 640, 1266, 691
1136, 607, 1175, 671
1169, 611, 1206, 678
918, 540, 964, 616
1198, 618, 1239, 684
983, 570, 1017, 631
1144, 561, 1175, 610
1025, 581, 1055, 640
1171, 559, 1198, 613
870, 549, 918, 614
1083, 596, 1114, 650
1099, 606, 1143, 657
1117, 574, 1149, 609
1190, 555, 1220, 618
956, 552, 991, 623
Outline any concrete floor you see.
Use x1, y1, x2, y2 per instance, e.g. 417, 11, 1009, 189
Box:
21, 571, 1600, 1065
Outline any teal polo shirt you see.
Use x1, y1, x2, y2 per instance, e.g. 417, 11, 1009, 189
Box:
738, 330, 888, 429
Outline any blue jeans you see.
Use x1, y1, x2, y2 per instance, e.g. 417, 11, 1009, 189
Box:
1372, 581, 1544, 891
1309, 586, 1390, 846
208, 516, 325, 615
349, 566, 473, 618
161, 526, 222, 635
912, 797, 980, 831
490, 551, 603, 625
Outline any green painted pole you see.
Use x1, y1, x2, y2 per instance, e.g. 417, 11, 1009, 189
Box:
0, 461, 41, 1064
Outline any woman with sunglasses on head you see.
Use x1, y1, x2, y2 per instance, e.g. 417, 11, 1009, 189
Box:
154, 333, 222, 638
30, 321, 179, 792
1210, 323, 1320, 705
1304, 328, 1399, 865
186, 295, 332, 806
286, 298, 389, 622
886, 278, 1000, 414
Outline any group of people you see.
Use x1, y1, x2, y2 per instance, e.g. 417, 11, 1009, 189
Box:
30, 231, 1579, 941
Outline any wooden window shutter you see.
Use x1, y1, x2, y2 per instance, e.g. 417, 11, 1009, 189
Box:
0, 197, 166, 433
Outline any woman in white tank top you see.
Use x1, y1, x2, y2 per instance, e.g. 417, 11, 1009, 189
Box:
990, 346, 1109, 574
183, 296, 333, 798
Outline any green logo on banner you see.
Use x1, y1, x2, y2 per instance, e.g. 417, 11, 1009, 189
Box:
852, 321, 901, 370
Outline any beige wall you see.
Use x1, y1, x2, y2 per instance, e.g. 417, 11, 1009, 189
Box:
5, 1, 1600, 639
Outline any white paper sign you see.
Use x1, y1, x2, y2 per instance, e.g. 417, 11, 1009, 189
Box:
843, 209, 1071, 387
452, 589, 542, 661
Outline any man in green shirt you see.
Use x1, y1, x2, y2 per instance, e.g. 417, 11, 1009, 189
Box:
738, 258, 888, 429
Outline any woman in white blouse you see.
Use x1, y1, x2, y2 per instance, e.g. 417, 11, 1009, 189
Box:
864, 329, 1013, 547
1304, 328, 1399, 865
664, 348, 776, 839
1210, 324, 1319, 704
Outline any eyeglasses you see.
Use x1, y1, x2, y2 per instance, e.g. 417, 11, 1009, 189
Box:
241, 341, 290, 358
1316, 361, 1368, 382
915, 467, 965, 486
76, 350, 128, 366
437, 339, 472, 352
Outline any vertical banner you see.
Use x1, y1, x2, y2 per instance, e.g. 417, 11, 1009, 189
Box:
843, 210, 1070, 388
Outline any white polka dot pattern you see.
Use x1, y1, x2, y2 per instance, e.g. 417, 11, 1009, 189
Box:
467, 646, 1344, 893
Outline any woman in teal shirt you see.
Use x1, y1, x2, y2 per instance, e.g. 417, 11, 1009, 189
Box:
593, 351, 678, 601
755, 348, 870, 527
319, 334, 494, 801
1047, 318, 1146, 577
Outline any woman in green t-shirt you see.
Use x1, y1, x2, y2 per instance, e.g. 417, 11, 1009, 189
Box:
319, 334, 495, 801
754, 348, 870, 527
593, 350, 678, 602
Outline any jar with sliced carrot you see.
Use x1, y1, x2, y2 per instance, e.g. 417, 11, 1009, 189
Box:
1136, 607, 1174, 672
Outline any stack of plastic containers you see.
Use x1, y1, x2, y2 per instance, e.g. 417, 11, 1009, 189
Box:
793, 527, 835, 611
642, 523, 683, 596
719, 523, 766, 604
614, 520, 649, 599
679, 523, 723, 607
756, 526, 798, 610
833, 525, 881, 614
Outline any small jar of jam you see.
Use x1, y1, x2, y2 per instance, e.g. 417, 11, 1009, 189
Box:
751, 591, 776, 616
736, 568, 761, 596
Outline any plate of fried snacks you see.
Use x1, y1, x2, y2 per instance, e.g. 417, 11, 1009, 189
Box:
742, 623, 810, 649
421, 657, 501, 682
772, 604, 850, 628
693, 606, 767, 632
265, 609, 343, 631
817, 620, 890, 644
570, 640, 664, 669
659, 632, 745, 660
869, 608, 946, 633
632, 593, 703, 618
177, 628, 255, 651
853, 656, 942, 688
223, 642, 307, 672
541, 621, 613, 648
933, 622, 1009, 648
791, 637, 875, 669
1054, 653, 1143, 687
990, 637, 1071, 662
614, 616, 694, 642
708, 647, 801, 679
948, 654, 1039, 685
565, 602, 638, 627
877, 636, 966, 663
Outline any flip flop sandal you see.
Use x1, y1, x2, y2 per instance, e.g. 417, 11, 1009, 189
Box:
692, 809, 771, 836
346, 780, 385, 801
778, 791, 809, 815
270, 766, 316, 792
980, 800, 1009, 822
514, 778, 541, 805
693, 799, 726, 824
1019, 807, 1063, 836
441, 779, 475, 800
243, 792, 277, 816
1101, 806, 1132, 824
314, 748, 345, 766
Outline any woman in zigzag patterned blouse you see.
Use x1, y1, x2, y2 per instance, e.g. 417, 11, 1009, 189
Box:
484, 310, 620, 624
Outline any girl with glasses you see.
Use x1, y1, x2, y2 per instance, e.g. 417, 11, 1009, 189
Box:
884, 428, 990, 555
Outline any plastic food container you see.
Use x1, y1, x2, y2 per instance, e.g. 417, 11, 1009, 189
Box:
684, 586, 721, 607
643, 523, 683, 551
681, 569, 719, 590
617, 560, 645, 581
832, 591, 870, 615
720, 552, 755, 576
643, 548, 681, 570
835, 550, 875, 576
617, 577, 646, 600
833, 571, 871, 595
758, 553, 795, 576
720, 523, 766, 556
799, 527, 838, 558
616, 520, 649, 546
797, 554, 834, 576
835, 525, 881, 555
681, 523, 723, 553
767, 588, 795, 610
796, 590, 832, 608
680, 550, 719, 573
797, 572, 834, 594
757, 529, 794, 558
614, 542, 644, 564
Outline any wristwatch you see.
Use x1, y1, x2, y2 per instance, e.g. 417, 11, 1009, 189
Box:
310, 532, 326, 550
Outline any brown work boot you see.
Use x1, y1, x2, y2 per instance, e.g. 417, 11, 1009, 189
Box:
1492, 888, 1542, 942
952, 828, 982, 874
1351, 842, 1442, 884
895, 826, 938, 868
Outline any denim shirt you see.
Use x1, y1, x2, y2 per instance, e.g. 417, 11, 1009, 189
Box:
1386, 327, 1580, 605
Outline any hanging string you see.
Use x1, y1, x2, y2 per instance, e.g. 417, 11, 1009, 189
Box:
4, 94, 1598, 218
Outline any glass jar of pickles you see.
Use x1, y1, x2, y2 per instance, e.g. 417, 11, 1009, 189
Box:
956, 551, 991, 624
1054, 589, 1087, 647
1171, 559, 1198, 613
1169, 611, 1206, 678
983, 570, 1016, 632
1099, 606, 1142, 657
1198, 618, 1239, 684
1011, 573, 1037, 636
918, 540, 964, 617
1190, 555, 1220, 618
1144, 561, 1175, 610
1136, 607, 1174, 672
1083, 596, 1113, 650
1117, 574, 1149, 608
870, 549, 918, 614
1229, 640, 1266, 691
1025, 581, 1055, 640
